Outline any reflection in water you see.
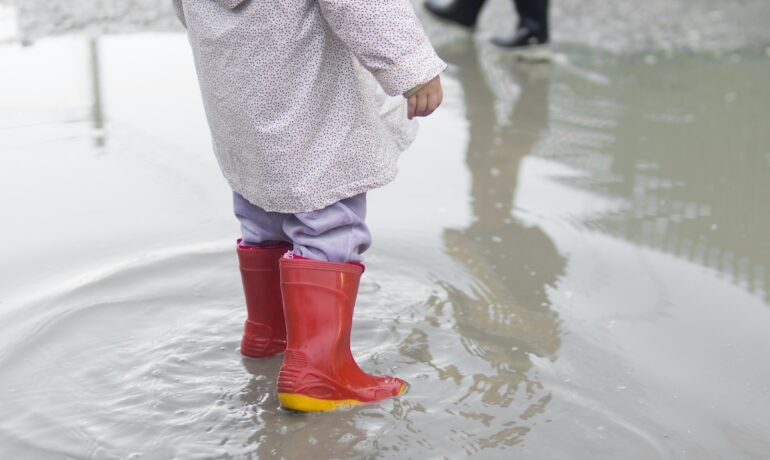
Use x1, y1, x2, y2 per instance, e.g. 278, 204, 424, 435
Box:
238, 360, 371, 459
540, 50, 770, 300
3, 4, 770, 457
89, 37, 105, 148
405, 37, 565, 449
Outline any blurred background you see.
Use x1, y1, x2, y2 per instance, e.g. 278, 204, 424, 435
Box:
1, 1, 769, 459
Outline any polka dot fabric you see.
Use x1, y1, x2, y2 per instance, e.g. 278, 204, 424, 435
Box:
173, 0, 447, 213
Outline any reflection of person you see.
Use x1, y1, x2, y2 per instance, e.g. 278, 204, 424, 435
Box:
425, 0, 549, 57
172, 0, 446, 413
437, 39, 563, 444
239, 362, 368, 458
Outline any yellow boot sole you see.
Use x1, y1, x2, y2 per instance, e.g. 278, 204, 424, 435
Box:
278, 383, 408, 413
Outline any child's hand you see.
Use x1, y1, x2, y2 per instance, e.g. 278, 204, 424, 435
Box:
407, 75, 443, 120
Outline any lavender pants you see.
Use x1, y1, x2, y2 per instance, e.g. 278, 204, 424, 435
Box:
233, 192, 371, 263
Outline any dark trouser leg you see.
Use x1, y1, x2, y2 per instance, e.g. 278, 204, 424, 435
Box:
424, 0, 488, 28
491, 0, 550, 49
512, 0, 549, 41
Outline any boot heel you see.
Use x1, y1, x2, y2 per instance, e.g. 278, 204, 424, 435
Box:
240, 320, 285, 358
276, 349, 309, 392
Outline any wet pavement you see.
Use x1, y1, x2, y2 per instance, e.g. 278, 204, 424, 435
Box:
1, 1, 769, 459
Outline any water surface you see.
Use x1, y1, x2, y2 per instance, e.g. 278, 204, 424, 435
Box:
1, 2, 769, 459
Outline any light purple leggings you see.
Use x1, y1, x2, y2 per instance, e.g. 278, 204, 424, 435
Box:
233, 192, 371, 263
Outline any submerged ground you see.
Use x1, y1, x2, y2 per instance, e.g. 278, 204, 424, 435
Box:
1, 1, 769, 458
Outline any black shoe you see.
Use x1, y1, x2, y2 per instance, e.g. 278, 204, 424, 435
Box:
424, 0, 486, 29
491, 24, 551, 60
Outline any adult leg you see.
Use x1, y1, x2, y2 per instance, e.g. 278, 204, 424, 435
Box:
424, 0, 488, 29
514, 0, 549, 41
492, 0, 550, 54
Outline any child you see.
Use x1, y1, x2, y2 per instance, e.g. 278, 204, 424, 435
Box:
172, 0, 445, 412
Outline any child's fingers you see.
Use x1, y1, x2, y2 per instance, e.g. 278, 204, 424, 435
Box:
426, 91, 438, 116
407, 95, 417, 120
416, 93, 428, 117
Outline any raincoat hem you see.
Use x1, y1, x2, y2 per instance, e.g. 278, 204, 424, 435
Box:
228, 163, 399, 214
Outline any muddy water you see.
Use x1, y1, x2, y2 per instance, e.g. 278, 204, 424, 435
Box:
1, 3, 770, 459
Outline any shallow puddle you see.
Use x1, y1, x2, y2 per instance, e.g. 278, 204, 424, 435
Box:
1, 2, 769, 459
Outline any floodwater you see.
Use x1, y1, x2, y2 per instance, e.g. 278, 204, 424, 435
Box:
1, 1, 770, 459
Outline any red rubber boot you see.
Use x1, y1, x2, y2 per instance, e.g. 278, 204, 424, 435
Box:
237, 240, 292, 358
277, 257, 408, 412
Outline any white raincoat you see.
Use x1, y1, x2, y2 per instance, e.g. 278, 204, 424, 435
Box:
172, 0, 446, 212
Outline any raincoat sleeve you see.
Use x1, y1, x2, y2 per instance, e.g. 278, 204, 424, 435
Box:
172, 0, 186, 28
317, 0, 446, 97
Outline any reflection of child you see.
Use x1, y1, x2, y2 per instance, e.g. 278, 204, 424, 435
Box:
172, 0, 445, 412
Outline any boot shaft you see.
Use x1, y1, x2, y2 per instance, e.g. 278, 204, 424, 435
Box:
237, 241, 291, 271
237, 241, 291, 358
238, 242, 290, 313
279, 257, 362, 365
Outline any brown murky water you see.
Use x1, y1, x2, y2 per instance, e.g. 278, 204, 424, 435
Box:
1, 1, 769, 458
